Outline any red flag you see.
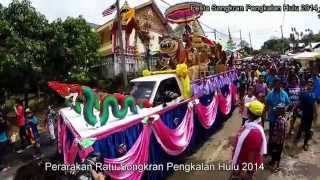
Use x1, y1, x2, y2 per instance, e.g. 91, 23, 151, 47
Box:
102, 2, 116, 17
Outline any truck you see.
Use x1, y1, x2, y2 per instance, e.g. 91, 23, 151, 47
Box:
50, 67, 237, 180
130, 74, 184, 108
49, 67, 237, 135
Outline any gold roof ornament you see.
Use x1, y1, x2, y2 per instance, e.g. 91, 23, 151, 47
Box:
121, 1, 129, 11
120, 1, 135, 26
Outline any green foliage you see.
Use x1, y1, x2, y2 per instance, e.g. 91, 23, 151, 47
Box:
239, 40, 252, 56
0, 0, 100, 96
0, 0, 48, 94
301, 32, 320, 44
260, 38, 290, 53
44, 16, 100, 82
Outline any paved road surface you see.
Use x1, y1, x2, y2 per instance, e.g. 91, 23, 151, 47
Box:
168, 108, 320, 180
0, 133, 57, 180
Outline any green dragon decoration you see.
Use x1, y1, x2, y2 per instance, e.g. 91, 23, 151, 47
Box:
82, 87, 138, 126
48, 82, 138, 127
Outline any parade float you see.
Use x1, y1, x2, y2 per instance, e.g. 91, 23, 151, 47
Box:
51, 2, 238, 180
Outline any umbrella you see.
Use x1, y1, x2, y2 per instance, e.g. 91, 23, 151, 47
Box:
165, 2, 203, 24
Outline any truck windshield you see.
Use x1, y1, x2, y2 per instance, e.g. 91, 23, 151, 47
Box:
130, 81, 155, 102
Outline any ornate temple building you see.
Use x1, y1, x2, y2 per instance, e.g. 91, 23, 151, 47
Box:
95, 0, 172, 79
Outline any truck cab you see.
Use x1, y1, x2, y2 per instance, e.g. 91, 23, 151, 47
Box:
130, 74, 183, 107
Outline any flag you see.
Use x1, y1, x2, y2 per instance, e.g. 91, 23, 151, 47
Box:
102, 2, 116, 17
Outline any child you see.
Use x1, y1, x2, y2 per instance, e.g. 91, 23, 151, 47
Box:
240, 86, 256, 125
46, 105, 56, 143
268, 103, 287, 172
25, 108, 42, 159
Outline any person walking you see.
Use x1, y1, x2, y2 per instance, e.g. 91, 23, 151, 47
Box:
295, 78, 317, 151
254, 75, 268, 98
239, 72, 248, 100
248, 71, 257, 87
268, 103, 287, 172
254, 75, 268, 127
0, 104, 9, 172
240, 86, 256, 126
286, 77, 301, 135
25, 108, 42, 159
46, 105, 56, 143
14, 99, 30, 153
312, 73, 320, 103
231, 100, 267, 180
266, 78, 290, 151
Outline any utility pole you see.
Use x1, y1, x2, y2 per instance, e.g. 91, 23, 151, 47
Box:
116, 0, 128, 89
249, 32, 253, 52
280, 25, 285, 54
240, 29, 243, 48
214, 29, 217, 40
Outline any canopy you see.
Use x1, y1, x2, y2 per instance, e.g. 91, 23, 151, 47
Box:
200, 35, 215, 47
191, 35, 215, 48
241, 56, 253, 61
165, 2, 203, 24
293, 51, 320, 61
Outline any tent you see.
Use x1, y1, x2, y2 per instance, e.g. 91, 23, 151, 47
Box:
293, 51, 320, 67
293, 51, 320, 60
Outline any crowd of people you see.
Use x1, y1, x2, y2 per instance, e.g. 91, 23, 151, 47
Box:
232, 55, 319, 179
0, 99, 57, 172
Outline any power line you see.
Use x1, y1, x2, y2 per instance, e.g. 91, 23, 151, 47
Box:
249, 32, 253, 50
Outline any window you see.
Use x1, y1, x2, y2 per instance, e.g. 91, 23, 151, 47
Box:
130, 81, 155, 102
153, 78, 181, 106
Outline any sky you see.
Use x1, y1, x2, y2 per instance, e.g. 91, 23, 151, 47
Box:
1, 0, 320, 49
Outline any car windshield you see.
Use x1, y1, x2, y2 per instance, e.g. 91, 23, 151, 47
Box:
130, 81, 155, 102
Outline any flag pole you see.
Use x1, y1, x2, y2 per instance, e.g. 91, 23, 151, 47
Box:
116, 0, 128, 89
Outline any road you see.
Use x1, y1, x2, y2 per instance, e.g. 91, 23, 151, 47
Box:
168, 108, 320, 180
0, 133, 57, 180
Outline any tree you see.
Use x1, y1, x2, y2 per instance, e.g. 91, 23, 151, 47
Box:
239, 40, 251, 55
0, 0, 100, 106
0, 0, 49, 106
45, 16, 100, 82
226, 27, 236, 51
260, 38, 290, 53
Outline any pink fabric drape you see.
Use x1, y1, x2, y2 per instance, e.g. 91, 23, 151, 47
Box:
196, 96, 219, 129
104, 124, 152, 180
79, 147, 94, 162
196, 84, 237, 128
62, 123, 79, 164
58, 84, 239, 179
230, 83, 238, 104
57, 115, 63, 154
218, 84, 234, 115
218, 93, 232, 115
152, 107, 194, 156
